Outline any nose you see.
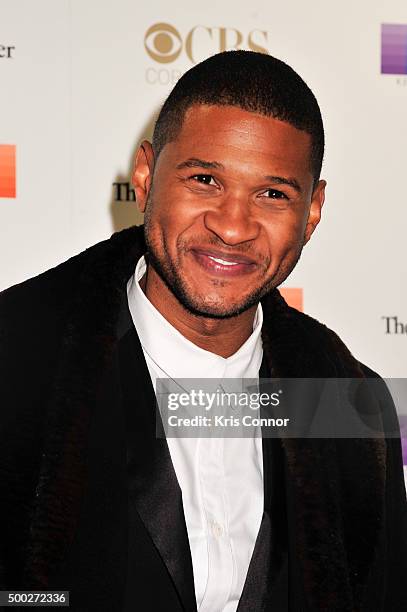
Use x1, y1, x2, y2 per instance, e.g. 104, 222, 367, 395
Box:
203, 194, 260, 246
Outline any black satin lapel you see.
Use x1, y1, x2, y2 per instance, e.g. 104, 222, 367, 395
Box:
238, 354, 289, 611
118, 319, 197, 612
237, 437, 289, 612
236, 509, 273, 612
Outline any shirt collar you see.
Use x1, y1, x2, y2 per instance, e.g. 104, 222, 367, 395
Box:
127, 254, 263, 381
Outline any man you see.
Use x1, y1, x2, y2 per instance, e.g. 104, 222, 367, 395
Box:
0, 51, 406, 611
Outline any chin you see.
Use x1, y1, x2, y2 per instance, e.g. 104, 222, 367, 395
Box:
179, 293, 257, 320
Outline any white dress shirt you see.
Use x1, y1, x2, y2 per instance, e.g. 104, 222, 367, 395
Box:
127, 255, 264, 612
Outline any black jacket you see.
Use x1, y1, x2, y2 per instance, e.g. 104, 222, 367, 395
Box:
0, 224, 406, 611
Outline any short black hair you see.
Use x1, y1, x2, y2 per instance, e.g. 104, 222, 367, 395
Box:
152, 50, 324, 186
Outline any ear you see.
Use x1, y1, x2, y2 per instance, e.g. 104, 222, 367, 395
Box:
132, 140, 155, 213
303, 179, 326, 245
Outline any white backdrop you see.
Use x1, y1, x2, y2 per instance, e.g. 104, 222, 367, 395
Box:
1, 2, 406, 385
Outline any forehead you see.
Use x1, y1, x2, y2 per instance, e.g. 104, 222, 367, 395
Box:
160, 104, 313, 178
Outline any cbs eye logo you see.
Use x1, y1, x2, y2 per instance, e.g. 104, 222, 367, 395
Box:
144, 22, 270, 65
144, 23, 182, 64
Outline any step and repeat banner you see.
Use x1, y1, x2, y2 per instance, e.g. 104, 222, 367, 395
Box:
1, 1, 406, 474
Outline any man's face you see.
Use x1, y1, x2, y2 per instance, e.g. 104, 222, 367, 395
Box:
133, 104, 325, 318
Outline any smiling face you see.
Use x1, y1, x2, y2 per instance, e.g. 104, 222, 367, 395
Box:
133, 104, 326, 319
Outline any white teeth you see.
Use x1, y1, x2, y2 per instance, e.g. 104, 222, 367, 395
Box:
208, 255, 239, 266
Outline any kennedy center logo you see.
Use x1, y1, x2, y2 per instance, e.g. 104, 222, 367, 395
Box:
381, 24, 407, 74
0, 145, 16, 198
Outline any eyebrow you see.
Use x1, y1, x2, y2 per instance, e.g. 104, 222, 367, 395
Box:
176, 158, 302, 194
176, 158, 225, 171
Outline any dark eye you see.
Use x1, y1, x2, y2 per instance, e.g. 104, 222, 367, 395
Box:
261, 189, 287, 199
191, 174, 217, 186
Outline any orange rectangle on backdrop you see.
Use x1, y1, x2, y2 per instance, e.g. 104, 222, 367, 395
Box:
0, 144, 16, 198
280, 287, 303, 312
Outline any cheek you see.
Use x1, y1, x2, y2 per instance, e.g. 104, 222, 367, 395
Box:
150, 183, 202, 229
264, 214, 306, 251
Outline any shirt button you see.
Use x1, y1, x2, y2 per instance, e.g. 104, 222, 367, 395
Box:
211, 521, 224, 538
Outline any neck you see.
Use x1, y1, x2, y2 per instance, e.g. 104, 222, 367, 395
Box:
139, 264, 257, 359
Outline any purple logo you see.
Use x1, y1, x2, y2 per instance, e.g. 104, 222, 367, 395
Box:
381, 24, 407, 74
